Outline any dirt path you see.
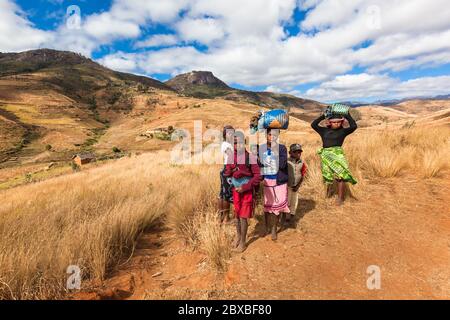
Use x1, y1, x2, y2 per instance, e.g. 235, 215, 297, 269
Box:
73, 176, 450, 300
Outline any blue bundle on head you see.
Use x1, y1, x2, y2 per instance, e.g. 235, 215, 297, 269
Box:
250, 109, 289, 134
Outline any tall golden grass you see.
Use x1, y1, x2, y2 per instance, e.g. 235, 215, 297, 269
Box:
286, 124, 449, 202
347, 126, 450, 179
0, 151, 221, 299
0, 124, 448, 299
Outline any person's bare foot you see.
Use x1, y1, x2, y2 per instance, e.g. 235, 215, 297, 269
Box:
336, 199, 344, 206
234, 243, 247, 253
234, 237, 241, 248
271, 229, 278, 241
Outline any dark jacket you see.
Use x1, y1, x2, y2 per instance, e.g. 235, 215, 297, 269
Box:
311, 114, 357, 148
223, 149, 262, 193
259, 143, 289, 186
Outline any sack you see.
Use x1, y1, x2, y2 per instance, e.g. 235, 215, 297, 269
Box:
231, 176, 251, 188
250, 109, 289, 133
262, 109, 289, 130
325, 104, 350, 118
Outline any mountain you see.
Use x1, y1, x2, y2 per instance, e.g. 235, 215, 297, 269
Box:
0, 49, 323, 170
165, 71, 324, 111
338, 93, 450, 108
0, 49, 175, 165
0, 49, 172, 95
166, 71, 230, 93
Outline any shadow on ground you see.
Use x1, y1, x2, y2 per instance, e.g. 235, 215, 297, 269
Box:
247, 197, 316, 245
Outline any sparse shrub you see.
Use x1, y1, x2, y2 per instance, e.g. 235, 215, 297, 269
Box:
71, 162, 80, 172
112, 146, 121, 153
45, 144, 52, 151
421, 148, 449, 178
197, 212, 232, 272
25, 173, 33, 183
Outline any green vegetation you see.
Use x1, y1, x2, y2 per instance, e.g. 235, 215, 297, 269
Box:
71, 162, 81, 172
154, 132, 172, 141
81, 127, 107, 151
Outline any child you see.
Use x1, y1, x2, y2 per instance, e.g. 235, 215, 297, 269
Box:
287, 144, 307, 223
224, 131, 262, 253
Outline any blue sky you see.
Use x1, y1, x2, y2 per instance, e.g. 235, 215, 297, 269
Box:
2, 0, 450, 102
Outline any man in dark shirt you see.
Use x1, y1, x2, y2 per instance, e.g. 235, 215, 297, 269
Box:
311, 112, 358, 205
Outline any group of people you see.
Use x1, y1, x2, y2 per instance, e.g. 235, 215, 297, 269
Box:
218, 111, 358, 253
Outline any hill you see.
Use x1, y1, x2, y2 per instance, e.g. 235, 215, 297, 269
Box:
166, 71, 324, 111
0, 49, 175, 167
0, 50, 323, 172
1, 49, 448, 188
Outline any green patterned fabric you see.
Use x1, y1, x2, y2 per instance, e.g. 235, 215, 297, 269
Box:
318, 147, 357, 185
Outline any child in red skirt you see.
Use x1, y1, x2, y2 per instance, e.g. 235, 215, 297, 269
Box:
224, 131, 262, 253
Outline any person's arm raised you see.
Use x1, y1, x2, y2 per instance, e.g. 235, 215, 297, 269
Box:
344, 113, 357, 134
311, 114, 326, 133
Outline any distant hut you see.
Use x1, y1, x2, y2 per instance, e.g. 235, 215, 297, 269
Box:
72, 153, 96, 166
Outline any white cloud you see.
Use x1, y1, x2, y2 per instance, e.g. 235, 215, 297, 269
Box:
265, 85, 284, 93
0, 0, 52, 52
304, 74, 450, 102
1, 0, 450, 101
83, 12, 141, 41
135, 34, 179, 48
175, 18, 225, 45
101, 0, 450, 90
98, 52, 138, 73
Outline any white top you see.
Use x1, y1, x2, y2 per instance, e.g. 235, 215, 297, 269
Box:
221, 141, 233, 165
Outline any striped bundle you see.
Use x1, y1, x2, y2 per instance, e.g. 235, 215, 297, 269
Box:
325, 103, 350, 118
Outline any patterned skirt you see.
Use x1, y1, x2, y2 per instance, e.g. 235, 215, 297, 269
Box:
318, 146, 357, 185
263, 178, 290, 215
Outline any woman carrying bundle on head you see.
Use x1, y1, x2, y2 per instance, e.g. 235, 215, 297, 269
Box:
311, 104, 358, 206
260, 129, 290, 240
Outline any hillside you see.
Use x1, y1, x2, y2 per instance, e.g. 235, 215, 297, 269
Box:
0, 49, 175, 168
356, 99, 450, 127
166, 71, 324, 111
1, 49, 449, 190
0, 49, 324, 173
0, 49, 450, 301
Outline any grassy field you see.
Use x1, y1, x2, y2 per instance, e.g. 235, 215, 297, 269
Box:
0, 124, 449, 299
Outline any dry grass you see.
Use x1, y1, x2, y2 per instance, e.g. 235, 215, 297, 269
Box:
347, 126, 450, 179
1, 124, 448, 300
0, 151, 219, 299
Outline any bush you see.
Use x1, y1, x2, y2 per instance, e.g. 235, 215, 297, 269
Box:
71, 162, 80, 172
45, 144, 52, 151
112, 146, 121, 153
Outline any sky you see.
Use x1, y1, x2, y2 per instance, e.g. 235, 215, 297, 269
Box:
1, 0, 450, 103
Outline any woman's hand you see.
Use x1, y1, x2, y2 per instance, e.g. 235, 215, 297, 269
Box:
235, 187, 243, 193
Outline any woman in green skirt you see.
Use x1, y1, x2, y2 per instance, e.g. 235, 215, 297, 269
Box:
311, 108, 357, 205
